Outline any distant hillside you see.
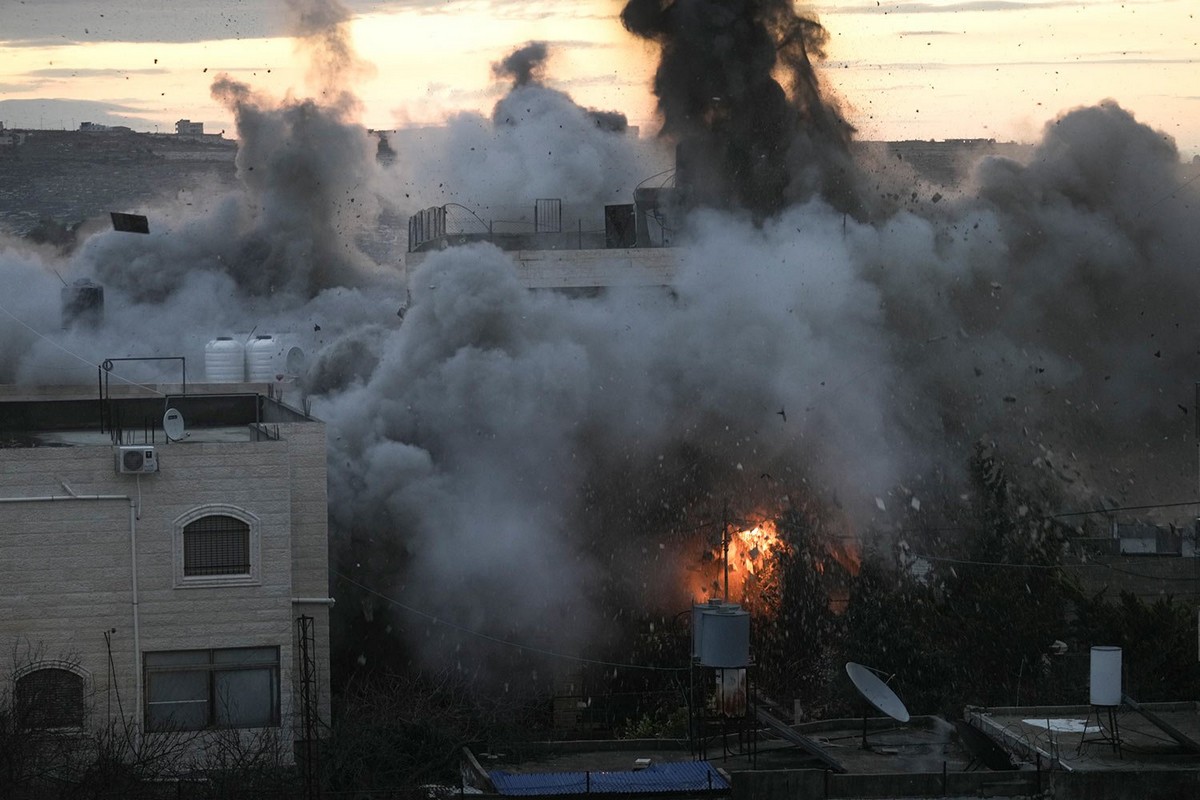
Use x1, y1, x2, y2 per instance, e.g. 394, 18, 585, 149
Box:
0, 128, 238, 237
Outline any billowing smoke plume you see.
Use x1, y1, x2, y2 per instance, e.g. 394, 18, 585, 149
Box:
380, 41, 654, 227
1, 0, 1198, 681
622, 0, 859, 217
493, 41, 550, 90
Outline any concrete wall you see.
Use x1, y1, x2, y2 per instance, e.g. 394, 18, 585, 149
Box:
0, 418, 329, 756
406, 247, 680, 290
731, 768, 1040, 799
1048, 770, 1200, 800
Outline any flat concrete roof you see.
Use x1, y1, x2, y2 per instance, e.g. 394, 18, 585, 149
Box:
0, 382, 313, 448
967, 702, 1200, 772
477, 716, 975, 777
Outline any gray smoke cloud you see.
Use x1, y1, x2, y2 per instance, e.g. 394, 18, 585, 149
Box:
380, 42, 655, 236
493, 41, 550, 90
1, 1, 1197, 675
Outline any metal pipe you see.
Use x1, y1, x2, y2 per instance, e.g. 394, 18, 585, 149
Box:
0, 493, 141, 749
291, 597, 336, 606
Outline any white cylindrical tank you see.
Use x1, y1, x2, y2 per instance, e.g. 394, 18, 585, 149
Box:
1089, 645, 1122, 706
246, 334, 307, 383
204, 337, 246, 382
246, 334, 280, 382
699, 603, 750, 668
692, 598, 725, 660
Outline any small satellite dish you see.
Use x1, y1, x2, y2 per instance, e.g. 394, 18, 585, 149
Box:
846, 662, 910, 723
163, 408, 187, 442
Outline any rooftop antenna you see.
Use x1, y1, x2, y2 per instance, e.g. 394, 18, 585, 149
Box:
845, 662, 910, 750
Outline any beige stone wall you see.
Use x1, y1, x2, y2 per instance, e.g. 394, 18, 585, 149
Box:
0, 420, 329, 751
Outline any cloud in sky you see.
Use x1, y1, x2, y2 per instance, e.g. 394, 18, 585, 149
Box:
828, 1, 1095, 14
0, 98, 159, 129
27, 68, 170, 78
0, 0, 540, 45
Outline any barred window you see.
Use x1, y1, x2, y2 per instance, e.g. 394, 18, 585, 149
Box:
15, 667, 85, 729
183, 515, 251, 576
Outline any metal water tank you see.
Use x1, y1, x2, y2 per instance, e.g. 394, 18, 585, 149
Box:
205, 337, 246, 382
699, 603, 750, 668
1089, 646, 1122, 706
61, 279, 104, 328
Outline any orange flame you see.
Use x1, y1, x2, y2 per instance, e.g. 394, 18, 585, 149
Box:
683, 511, 863, 615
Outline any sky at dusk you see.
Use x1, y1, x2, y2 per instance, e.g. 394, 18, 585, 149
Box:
0, 0, 1197, 157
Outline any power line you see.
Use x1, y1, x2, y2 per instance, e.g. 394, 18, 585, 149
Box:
333, 571, 689, 673
1050, 500, 1200, 519
0, 301, 166, 396
910, 552, 1200, 582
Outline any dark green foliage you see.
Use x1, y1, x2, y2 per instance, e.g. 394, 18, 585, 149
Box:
755, 505, 840, 712
1068, 588, 1200, 702
842, 555, 952, 714
836, 444, 1077, 715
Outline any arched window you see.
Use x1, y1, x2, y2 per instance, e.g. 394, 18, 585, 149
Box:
184, 515, 250, 576
14, 666, 86, 729
173, 506, 261, 588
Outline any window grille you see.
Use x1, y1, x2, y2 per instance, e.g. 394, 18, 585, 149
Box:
15, 667, 85, 729
183, 515, 251, 576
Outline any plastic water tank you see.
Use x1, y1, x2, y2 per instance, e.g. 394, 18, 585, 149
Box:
699, 603, 751, 668
204, 337, 246, 382
692, 598, 726, 660
246, 334, 306, 382
61, 279, 104, 329
1089, 646, 1122, 706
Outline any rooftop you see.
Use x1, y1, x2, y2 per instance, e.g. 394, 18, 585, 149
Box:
0, 382, 313, 448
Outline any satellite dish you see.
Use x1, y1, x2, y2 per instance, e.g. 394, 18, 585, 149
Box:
163, 408, 187, 442
846, 662, 910, 723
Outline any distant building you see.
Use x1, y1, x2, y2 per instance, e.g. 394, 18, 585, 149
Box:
0, 382, 331, 766
404, 190, 682, 292
176, 119, 205, 136
79, 121, 110, 132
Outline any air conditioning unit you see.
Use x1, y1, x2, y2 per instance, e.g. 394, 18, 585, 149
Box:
115, 445, 158, 474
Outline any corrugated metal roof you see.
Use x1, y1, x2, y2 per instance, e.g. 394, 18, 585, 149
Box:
488, 760, 729, 796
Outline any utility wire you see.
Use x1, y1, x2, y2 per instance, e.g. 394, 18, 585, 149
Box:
334, 571, 689, 673
0, 301, 166, 396
910, 552, 1200, 582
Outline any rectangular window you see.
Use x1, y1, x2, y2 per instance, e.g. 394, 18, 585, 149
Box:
144, 647, 279, 732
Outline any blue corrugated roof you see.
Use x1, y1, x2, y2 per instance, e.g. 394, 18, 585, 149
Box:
488, 761, 729, 796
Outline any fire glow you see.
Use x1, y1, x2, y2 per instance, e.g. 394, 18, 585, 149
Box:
686, 514, 862, 615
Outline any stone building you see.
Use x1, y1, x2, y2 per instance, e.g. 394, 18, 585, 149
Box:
0, 382, 331, 762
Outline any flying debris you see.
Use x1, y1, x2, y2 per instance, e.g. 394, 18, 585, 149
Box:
109, 212, 149, 234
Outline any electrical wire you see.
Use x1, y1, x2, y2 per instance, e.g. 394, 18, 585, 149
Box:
333, 570, 689, 673
910, 552, 1200, 582
0, 300, 166, 396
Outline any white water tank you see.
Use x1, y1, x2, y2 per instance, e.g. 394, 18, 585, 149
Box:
699, 603, 750, 668
1089, 646, 1122, 706
204, 337, 246, 382
246, 334, 306, 382
692, 598, 726, 660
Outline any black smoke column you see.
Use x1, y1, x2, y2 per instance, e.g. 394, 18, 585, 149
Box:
622, 0, 859, 218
